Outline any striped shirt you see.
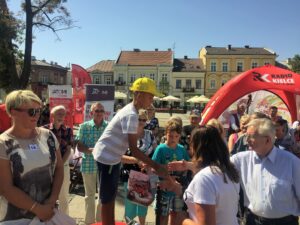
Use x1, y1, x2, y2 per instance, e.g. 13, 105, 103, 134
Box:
75, 119, 108, 173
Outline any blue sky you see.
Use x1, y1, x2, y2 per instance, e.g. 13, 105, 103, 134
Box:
8, 0, 300, 68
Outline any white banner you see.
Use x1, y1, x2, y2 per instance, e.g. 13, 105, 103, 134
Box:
48, 85, 73, 99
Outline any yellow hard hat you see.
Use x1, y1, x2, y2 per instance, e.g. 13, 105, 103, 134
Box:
130, 77, 163, 97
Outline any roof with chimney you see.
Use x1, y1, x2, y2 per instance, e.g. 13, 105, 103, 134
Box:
31, 59, 68, 71
203, 45, 276, 55
173, 57, 204, 72
116, 49, 173, 66
86, 60, 115, 73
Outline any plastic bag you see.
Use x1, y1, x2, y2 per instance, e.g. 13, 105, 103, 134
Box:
127, 170, 154, 206
29, 209, 76, 225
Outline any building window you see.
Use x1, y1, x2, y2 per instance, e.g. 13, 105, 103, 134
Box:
176, 80, 181, 89
104, 76, 112, 84
60, 76, 64, 84
264, 61, 270, 65
140, 73, 146, 77
162, 73, 168, 82
237, 62, 243, 72
186, 79, 191, 88
39, 74, 48, 84
210, 80, 216, 89
222, 62, 228, 72
130, 74, 136, 83
94, 76, 100, 84
196, 80, 202, 89
252, 62, 258, 68
211, 62, 216, 72
118, 74, 124, 82
150, 73, 155, 80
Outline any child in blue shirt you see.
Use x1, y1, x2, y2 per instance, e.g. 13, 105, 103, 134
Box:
152, 120, 190, 225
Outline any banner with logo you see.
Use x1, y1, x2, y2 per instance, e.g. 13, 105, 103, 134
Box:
201, 65, 300, 124
48, 85, 73, 128
84, 84, 115, 121
72, 64, 92, 124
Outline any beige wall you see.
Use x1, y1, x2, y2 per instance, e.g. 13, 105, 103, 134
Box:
171, 71, 205, 102
200, 51, 276, 97
114, 64, 172, 86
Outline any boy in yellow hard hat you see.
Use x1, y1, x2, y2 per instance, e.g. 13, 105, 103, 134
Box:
93, 77, 168, 225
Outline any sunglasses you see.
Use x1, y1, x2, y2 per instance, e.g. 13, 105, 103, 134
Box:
138, 118, 147, 122
95, 109, 105, 113
14, 108, 42, 117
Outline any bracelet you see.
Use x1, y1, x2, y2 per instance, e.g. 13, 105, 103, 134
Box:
29, 201, 38, 212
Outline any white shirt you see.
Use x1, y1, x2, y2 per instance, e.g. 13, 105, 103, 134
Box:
184, 166, 239, 225
231, 147, 300, 218
93, 102, 138, 165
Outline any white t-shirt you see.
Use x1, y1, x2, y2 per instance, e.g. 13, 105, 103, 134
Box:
93, 102, 138, 165
184, 166, 239, 225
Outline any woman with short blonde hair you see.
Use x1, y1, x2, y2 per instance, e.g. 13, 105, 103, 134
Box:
0, 90, 63, 223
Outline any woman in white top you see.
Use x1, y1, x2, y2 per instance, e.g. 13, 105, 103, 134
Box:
163, 125, 240, 225
183, 126, 240, 225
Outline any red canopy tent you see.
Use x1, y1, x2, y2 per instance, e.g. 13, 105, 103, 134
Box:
201, 65, 300, 125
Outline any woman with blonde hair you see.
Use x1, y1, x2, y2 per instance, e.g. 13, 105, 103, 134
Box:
228, 114, 250, 152
0, 90, 63, 223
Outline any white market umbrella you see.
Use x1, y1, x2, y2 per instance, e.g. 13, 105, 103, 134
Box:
186, 95, 199, 103
194, 95, 210, 103
160, 95, 181, 102
114, 91, 127, 99
153, 96, 161, 101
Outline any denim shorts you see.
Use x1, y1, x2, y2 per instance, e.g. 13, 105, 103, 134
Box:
154, 193, 185, 216
97, 162, 120, 204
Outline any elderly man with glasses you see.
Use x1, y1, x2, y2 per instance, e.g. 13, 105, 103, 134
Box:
44, 105, 73, 215
231, 118, 300, 225
75, 102, 108, 225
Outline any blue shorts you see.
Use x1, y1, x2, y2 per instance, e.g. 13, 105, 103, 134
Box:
97, 162, 120, 204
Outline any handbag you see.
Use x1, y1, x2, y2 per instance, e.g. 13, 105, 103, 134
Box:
127, 170, 155, 206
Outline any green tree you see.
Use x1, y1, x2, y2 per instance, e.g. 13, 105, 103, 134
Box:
288, 54, 300, 73
0, 0, 21, 92
0, 0, 74, 92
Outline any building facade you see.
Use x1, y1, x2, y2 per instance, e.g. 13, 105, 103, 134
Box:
86, 60, 115, 85
114, 49, 173, 96
172, 56, 205, 102
199, 45, 277, 97
30, 59, 69, 100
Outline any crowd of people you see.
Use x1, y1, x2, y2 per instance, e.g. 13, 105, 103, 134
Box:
0, 77, 300, 225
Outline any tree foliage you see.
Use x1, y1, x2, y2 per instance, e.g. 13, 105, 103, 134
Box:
288, 54, 300, 74
0, 0, 74, 92
0, 0, 22, 92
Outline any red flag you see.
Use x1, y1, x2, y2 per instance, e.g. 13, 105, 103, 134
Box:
72, 64, 92, 124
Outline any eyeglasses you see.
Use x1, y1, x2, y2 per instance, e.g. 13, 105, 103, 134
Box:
138, 118, 147, 122
95, 109, 105, 113
14, 108, 42, 117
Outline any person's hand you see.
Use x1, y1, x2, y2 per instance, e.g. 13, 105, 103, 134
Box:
32, 203, 55, 221
168, 160, 188, 172
159, 176, 182, 195
154, 164, 169, 178
45, 196, 57, 206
